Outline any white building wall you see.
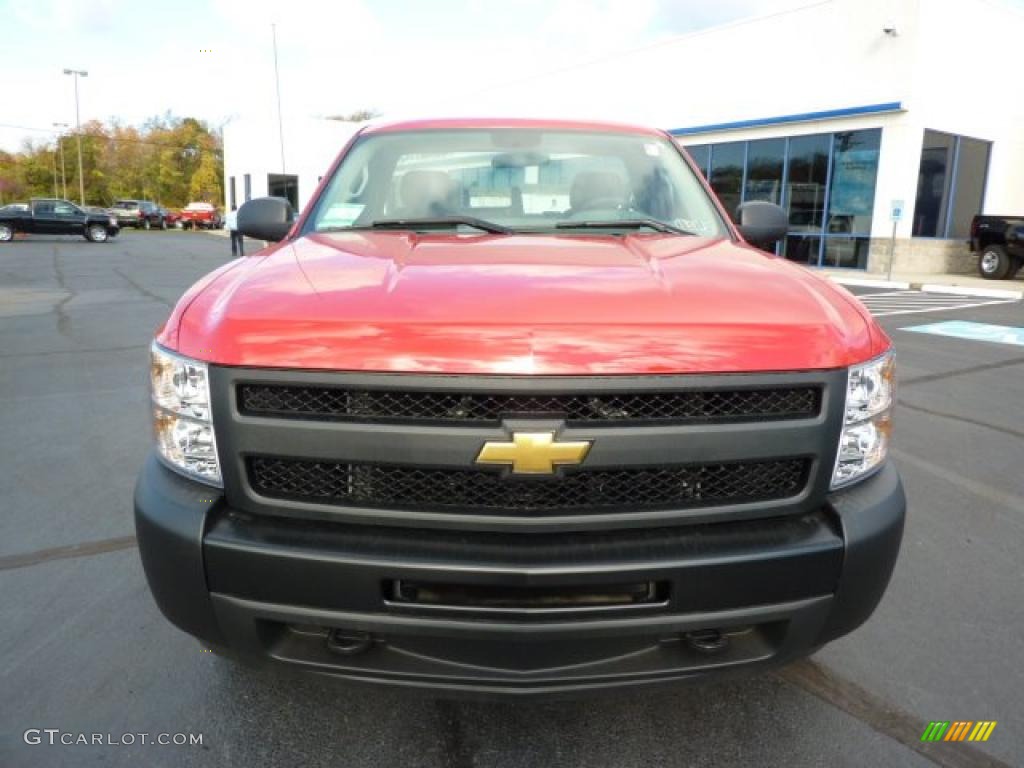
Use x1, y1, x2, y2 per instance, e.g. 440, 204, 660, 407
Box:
908, 0, 1024, 217
223, 117, 361, 213
221, 0, 1024, 271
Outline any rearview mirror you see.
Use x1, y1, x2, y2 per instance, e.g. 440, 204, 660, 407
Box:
237, 197, 295, 242
735, 201, 788, 249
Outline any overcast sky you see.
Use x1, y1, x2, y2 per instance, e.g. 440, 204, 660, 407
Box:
1, 0, 1022, 152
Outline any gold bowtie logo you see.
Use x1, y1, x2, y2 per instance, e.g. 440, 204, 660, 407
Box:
475, 432, 592, 475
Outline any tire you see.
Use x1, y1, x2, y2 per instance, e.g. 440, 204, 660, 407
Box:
160, 218, 167, 230
0, 223, 13, 242
143, 218, 151, 230
978, 245, 1012, 280
85, 224, 109, 243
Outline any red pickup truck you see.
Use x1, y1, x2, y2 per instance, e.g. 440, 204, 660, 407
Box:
135, 118, 904, 696
178, 201, 222, 230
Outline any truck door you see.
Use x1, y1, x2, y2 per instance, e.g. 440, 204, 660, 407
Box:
30, 201, 61, 233
53, 201, 87, 234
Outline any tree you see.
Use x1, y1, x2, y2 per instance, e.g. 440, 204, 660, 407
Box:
0, 114, 223, 207
189, 151, 221, 203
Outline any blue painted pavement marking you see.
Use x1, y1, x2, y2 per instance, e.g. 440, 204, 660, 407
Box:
901, 320, 1024, 347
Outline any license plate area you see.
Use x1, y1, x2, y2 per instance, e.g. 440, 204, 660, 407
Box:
386, 579, 669, 613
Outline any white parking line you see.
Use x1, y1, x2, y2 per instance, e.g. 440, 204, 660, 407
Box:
854, 290, 1020, 317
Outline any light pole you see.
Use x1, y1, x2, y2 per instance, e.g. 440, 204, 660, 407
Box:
271, 24, 286, 173
63, 68, 88, 206
53, 122, 68, 200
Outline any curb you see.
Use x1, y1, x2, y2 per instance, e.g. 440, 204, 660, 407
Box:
916, 283, 1023, 300
826, 276, 911, 290
826, 275, 1022, 300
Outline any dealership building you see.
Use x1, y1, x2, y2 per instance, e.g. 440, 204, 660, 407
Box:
223, 0, 1024, 273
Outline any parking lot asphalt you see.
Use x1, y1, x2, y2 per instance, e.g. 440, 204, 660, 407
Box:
1, 232, 1021, 767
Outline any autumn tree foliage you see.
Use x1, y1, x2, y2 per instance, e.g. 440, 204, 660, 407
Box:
0, 114, 223, 208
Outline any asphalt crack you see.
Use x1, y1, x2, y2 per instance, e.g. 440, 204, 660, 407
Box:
900, 356, 1024, 388
113, 266, 174, 308
898, 400, 1024, 441
0, 535, 137, 572
51, 245, 74, 338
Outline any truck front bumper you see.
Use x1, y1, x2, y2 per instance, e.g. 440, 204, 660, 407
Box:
135, 454, 905, 696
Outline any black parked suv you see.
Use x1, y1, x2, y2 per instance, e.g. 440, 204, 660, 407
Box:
111, 199, 166, 230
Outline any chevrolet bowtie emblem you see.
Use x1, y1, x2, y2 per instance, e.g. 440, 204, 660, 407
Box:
475, 432, 592, 475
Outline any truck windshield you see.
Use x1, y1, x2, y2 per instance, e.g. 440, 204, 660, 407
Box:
309, 129, 728, 237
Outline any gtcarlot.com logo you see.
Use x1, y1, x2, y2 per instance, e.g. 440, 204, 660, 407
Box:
921, 721, 997, 743
24, 729, 204, 747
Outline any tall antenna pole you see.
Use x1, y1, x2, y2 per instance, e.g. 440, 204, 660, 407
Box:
272, 23, 286, 174
64, 68, 89, 206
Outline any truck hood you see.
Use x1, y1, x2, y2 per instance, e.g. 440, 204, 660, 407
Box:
168, 231, 883, 374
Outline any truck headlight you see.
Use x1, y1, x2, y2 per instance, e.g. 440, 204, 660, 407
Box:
150, 343, 222, 486
831, 351, 895, 489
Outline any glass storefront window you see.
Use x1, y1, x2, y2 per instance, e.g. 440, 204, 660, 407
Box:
744, 138, 785, 204
686, 144, 710, 178
912, 130, 955, 237
785, 235, 821, 265
827, 129, 881, 235
784, 134, 830, 233
947, 137, 990, 239
709, 142, 744, 221
912, 130, 992, 239
688, 128, 882, 268
823, 236, 871, 269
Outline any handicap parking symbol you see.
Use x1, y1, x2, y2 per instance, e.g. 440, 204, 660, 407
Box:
901, 321, 1024, 347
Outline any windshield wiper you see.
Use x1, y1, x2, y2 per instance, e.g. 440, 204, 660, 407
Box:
555, 219, 694, 235
366, 216, 512, 234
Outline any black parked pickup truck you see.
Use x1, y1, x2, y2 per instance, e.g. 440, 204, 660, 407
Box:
0, 198, 120, 243
970, 214, 1024, 279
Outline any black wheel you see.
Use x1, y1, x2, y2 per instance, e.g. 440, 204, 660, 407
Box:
978, 245, 1011, 280
0, 223, 13, 242
85, 224, 109, 243
160, 218, 167, 230
143, 218, 152, 230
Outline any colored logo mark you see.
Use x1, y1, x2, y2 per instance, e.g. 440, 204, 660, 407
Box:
921, 721, 997, 742
901, 321, 1024, 347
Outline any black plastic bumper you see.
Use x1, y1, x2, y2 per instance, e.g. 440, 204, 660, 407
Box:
134, 455, 905, 696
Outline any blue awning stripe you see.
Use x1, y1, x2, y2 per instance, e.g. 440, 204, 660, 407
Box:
669, 102, 903, 137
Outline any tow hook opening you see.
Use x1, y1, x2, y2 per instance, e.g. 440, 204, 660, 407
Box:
326, 628, 374, 656
684, 629, 730, 654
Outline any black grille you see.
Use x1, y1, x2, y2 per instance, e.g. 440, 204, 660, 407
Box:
247, 457, 809, 515
238, 385, 820, 425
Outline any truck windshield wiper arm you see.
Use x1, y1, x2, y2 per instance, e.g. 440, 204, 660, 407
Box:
555, 219, 694, 235
366, 216, 512, 234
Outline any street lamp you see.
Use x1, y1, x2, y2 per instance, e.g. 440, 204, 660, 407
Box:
53, 122, 68, 200
63, 68, 88, 206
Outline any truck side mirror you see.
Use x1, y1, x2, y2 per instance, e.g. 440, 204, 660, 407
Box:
736, 201, 789, 249
238, 197, 295, 242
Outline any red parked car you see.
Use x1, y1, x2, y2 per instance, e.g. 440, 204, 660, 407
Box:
158, 207, 181, 228
135, 117, 904, 696
178, 202, 222, 230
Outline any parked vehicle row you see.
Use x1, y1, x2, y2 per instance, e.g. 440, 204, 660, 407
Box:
0, 198, 120, 242
0, 199, 222, 241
